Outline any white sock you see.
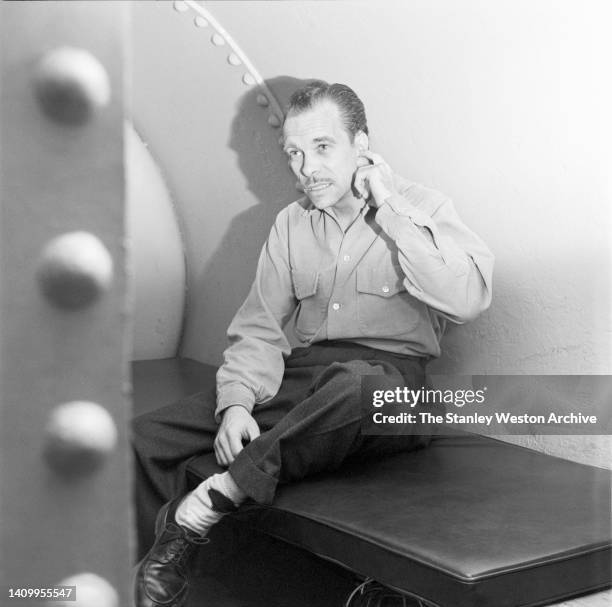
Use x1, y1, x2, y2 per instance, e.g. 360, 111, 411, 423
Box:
175, 472, 247, 536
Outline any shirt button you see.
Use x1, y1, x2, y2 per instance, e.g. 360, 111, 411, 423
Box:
332, 303, 341, 311
382, 285, 390, 293
343, 254, 351, 262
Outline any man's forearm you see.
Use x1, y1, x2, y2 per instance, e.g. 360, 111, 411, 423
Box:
375, 190, 494, 323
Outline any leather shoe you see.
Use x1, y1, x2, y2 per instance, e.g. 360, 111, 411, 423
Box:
134, 496, 209, 607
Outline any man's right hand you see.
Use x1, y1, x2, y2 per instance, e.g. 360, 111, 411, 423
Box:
214, 405, 261, 467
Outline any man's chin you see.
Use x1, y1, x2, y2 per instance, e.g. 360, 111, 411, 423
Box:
306, 191, 338, 209
310, 197, 337, 210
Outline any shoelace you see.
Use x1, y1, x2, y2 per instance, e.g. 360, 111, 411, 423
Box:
344, 577, 428, 607
162, 523, 209, 564
344, 578, 376, 607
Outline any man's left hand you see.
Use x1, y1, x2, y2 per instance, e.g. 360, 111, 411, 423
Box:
214, 405, 260, 467
353, 150, 397, 208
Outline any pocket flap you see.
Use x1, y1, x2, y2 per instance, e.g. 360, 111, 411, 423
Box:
356, 266, 405, 298
291, 270, 318, 300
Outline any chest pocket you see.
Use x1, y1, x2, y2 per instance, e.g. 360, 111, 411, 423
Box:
291, 270, 326, 341
356, 265, 421, 336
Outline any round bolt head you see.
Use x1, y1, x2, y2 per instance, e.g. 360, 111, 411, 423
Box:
34, 47, 110, 126
50, 572, 118, 607
242, 73, 256, 86
44, 401, 118, 477
37, 231, 113, 309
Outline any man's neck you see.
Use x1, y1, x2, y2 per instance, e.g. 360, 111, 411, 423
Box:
329, 194, 365, 231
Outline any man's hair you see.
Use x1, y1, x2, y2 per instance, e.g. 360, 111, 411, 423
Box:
286, 80, 369, 139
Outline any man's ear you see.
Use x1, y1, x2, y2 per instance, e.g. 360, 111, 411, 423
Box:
354, 131, 369, 154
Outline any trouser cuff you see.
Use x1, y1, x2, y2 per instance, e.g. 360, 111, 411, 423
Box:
229, 450, 277, 505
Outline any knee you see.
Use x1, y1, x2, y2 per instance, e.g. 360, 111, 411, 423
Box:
312, 360, 360, 389
311, 360, 393, 404
131, 412, 149, 438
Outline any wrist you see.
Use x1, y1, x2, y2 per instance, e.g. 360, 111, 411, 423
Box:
370, 185, 394, 208
223, 404, 250, 418
215, 386, 255, 423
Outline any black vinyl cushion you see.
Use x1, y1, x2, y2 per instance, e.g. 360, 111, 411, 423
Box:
133, 358, 612, 607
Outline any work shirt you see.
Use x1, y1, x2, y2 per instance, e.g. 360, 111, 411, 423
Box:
215, 177, 494, 420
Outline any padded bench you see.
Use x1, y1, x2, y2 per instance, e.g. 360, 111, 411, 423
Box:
133, 357, 611, 607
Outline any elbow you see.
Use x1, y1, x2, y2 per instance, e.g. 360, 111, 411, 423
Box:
448, 286, 493, 325
451, 258, 494, 323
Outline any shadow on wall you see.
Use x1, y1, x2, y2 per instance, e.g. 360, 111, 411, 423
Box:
229, 76, 311, 211
182, 76, 310, 362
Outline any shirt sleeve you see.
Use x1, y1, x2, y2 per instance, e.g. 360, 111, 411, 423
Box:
374, 183, 494, 324
215, 211, 297, 422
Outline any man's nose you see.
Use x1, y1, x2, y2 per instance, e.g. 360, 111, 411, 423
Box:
300, 154, 320, 178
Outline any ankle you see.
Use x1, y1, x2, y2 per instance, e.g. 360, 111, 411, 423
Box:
217, 471, 247, 506
174, 472, 245, 536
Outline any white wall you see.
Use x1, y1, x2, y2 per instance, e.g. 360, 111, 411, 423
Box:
131, 0, 611, 466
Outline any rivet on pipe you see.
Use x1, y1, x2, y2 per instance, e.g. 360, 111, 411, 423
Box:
227, 53, 242, 66
173, 0, 189, 12
211, 33, 226, 46
44, 401, 118, 477
242, 73, 256, 86
34, 47, 110, 126
36, 231, 113, 309
194, 15, 209, 28
50, 572, 118, 607
256, 94, 269, 107
268, 114, 281, 128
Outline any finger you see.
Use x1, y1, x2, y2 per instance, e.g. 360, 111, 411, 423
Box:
360, 150, 386, 165
214, 441, 228, 467
356, 163, 383, 175
359, 152, 390, 179
228, 432, 244, 459
353, 165, 373, 197
246, 422, 261, 441
216, 434, 232, 467
355, 165, 383, 197
353, 178, 367, 199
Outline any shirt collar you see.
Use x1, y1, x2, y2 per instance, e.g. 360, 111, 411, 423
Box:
299, 199, 370, 219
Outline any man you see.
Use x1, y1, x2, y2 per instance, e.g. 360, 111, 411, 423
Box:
133, 80, 494, 607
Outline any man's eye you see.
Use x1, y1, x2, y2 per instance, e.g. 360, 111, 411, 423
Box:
317, 144, 329, 152
287, 150, 301, 159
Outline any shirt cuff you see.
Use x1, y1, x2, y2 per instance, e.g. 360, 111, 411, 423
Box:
215, 383, 256, 423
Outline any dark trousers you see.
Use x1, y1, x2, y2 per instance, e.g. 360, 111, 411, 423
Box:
132, 341, 430, 555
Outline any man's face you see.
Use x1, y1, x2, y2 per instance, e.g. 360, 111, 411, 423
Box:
282, 100, 361, 212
